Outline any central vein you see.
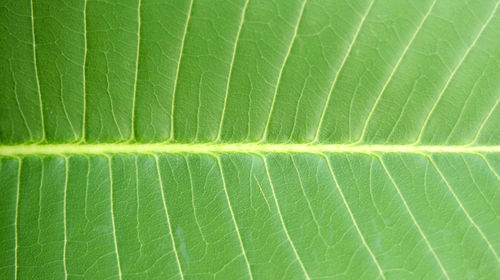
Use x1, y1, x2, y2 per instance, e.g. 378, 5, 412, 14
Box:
0, 143, 498, 156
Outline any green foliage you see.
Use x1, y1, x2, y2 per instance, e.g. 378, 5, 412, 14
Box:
1, 0, 500, 279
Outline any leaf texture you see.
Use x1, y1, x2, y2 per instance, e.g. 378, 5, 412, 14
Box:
1, 0, 500, 279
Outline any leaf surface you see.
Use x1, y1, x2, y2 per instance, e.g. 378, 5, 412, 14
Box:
1, 0, 500, 279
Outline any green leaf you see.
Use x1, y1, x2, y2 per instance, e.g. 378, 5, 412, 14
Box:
1, 0, 500, 279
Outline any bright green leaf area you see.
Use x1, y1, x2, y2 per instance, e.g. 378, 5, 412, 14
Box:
1, 0, 500, 279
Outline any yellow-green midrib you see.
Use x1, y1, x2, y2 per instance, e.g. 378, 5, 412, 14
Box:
0, 143, 500, 156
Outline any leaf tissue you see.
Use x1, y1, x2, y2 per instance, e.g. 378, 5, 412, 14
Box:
1, 0, 500, 279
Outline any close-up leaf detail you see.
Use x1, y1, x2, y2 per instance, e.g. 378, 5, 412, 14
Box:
1, 0, 500, 279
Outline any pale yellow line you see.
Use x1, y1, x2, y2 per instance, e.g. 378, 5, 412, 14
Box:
1, 143, 500, 156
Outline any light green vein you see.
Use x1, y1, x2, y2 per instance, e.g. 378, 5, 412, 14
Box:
1, 143, 500, 156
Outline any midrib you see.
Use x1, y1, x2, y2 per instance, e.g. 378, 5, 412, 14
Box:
0, 143, 498, 156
